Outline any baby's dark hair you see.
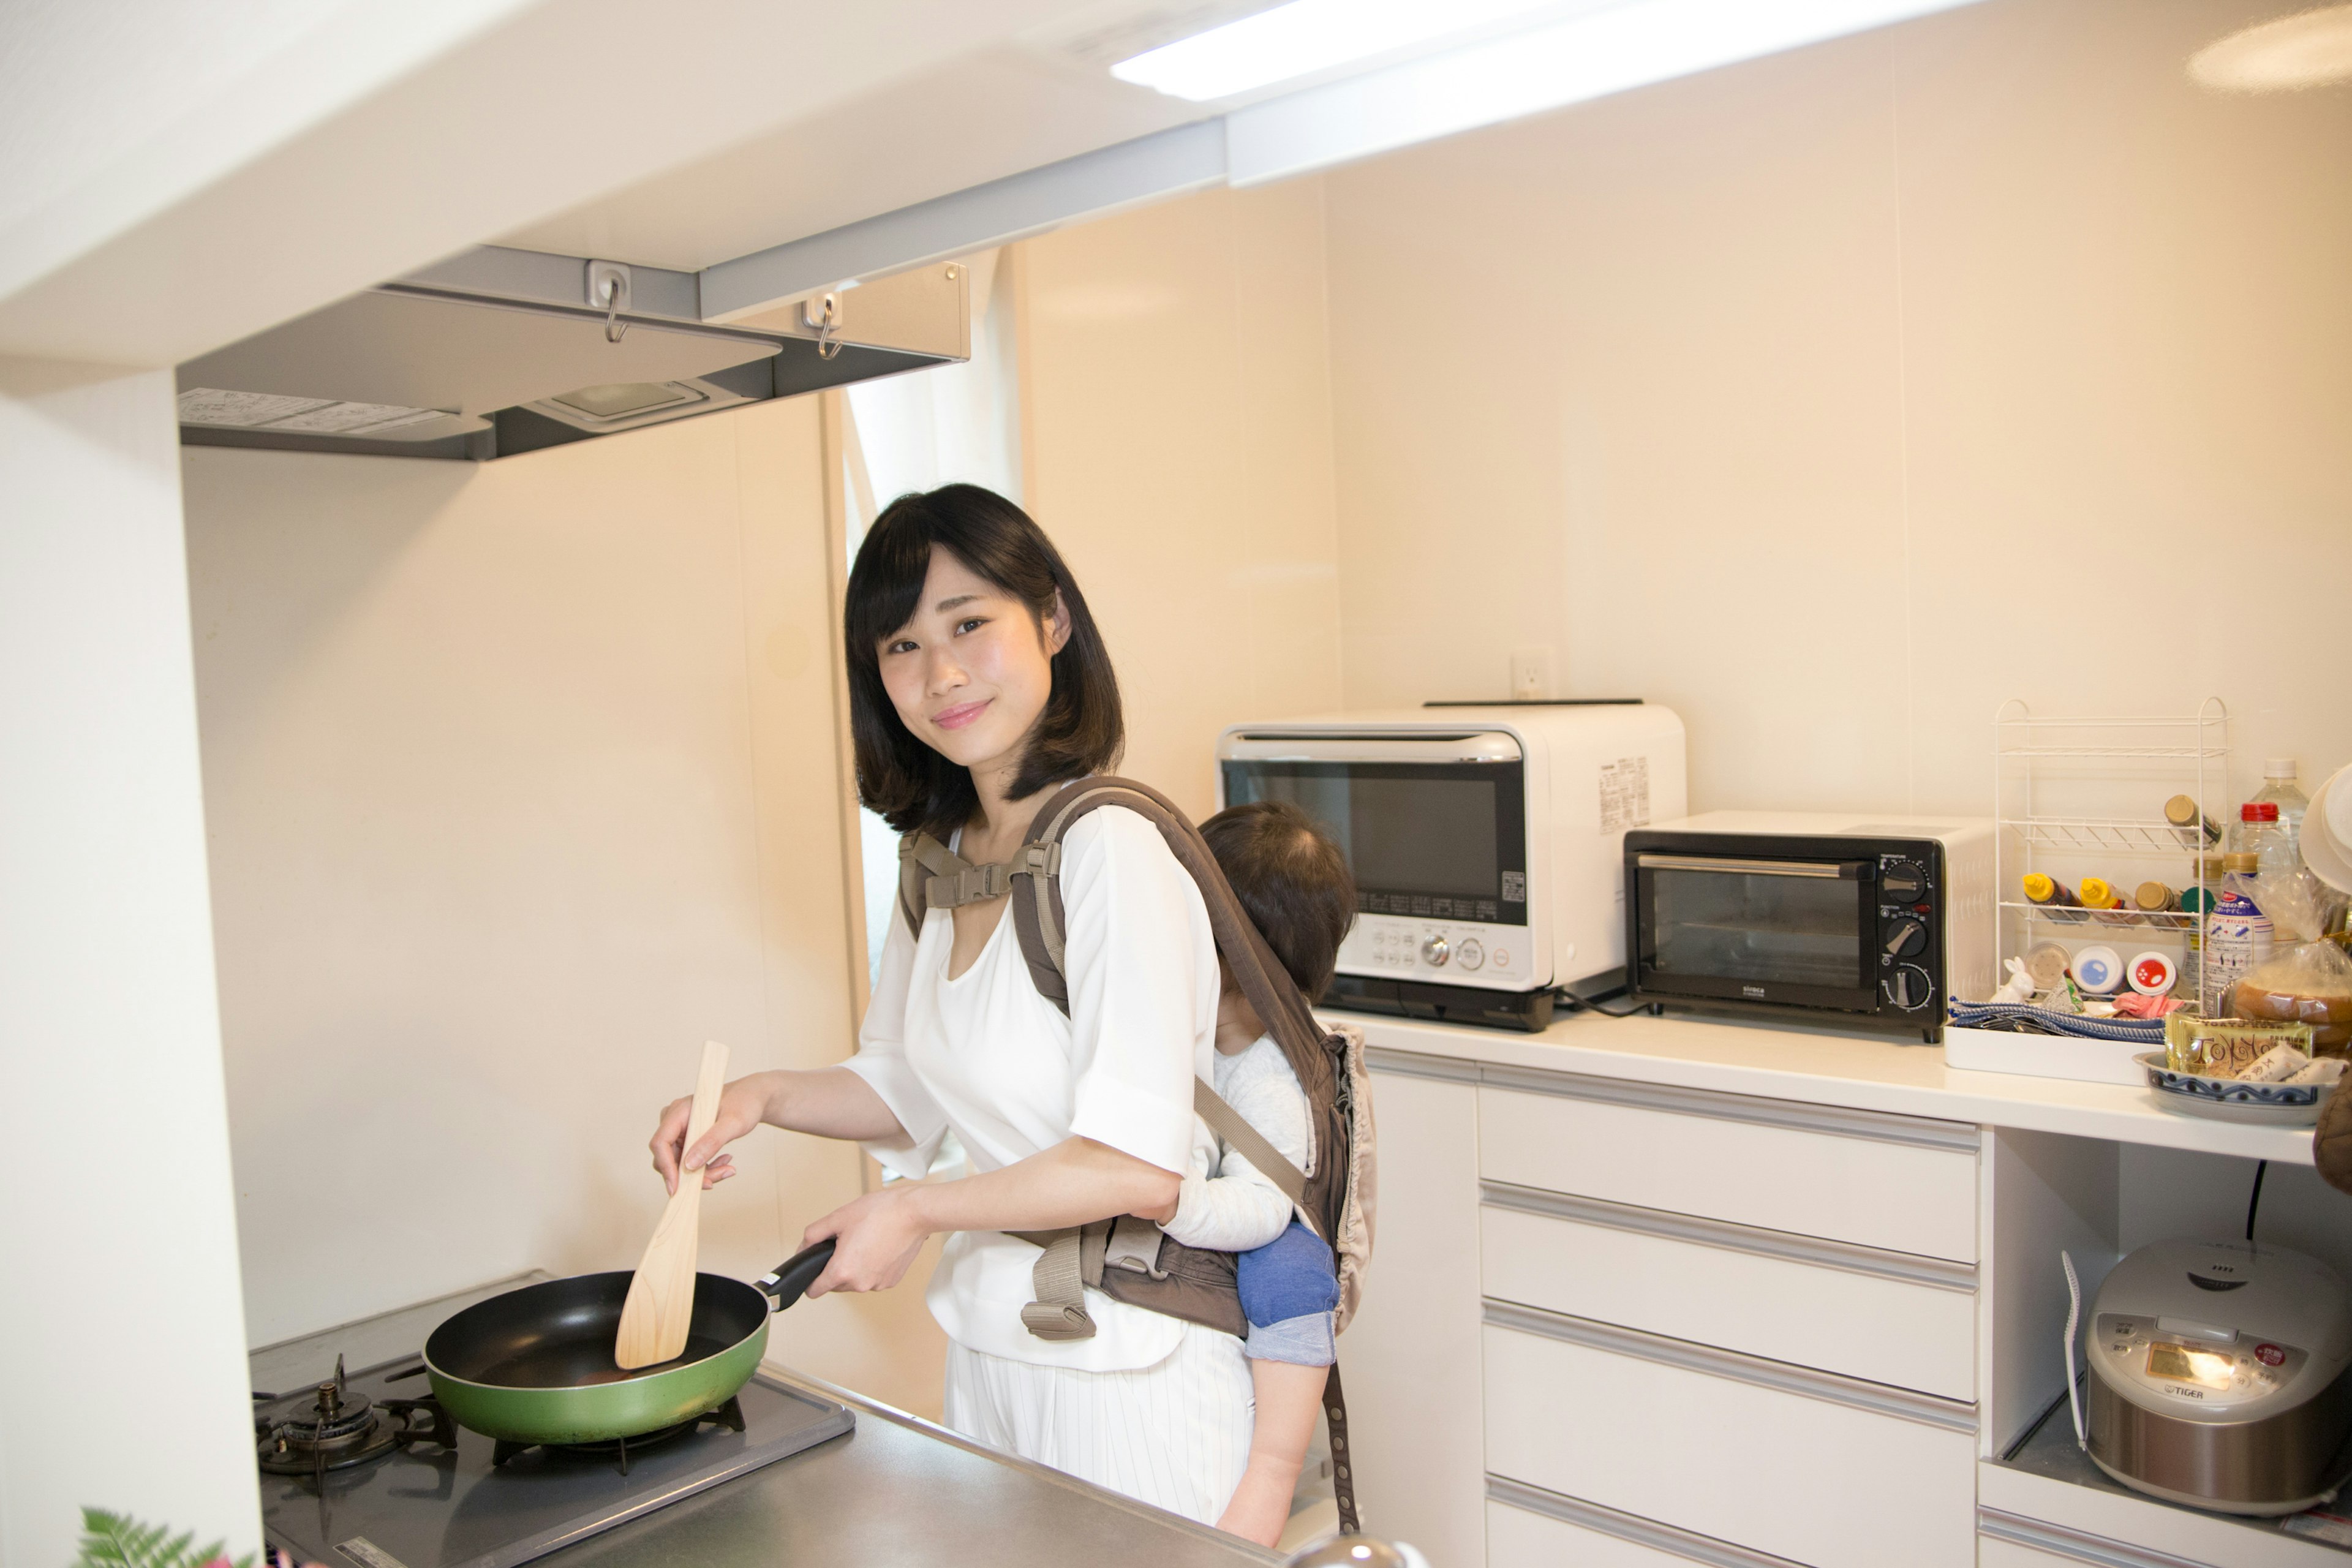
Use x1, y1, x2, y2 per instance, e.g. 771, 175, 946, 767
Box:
1200, 799, 1357, 1001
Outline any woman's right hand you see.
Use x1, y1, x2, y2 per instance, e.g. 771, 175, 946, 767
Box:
649, 1072, 776, 1194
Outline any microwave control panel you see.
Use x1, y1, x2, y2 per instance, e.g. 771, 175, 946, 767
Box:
1340, 913, 1535, 990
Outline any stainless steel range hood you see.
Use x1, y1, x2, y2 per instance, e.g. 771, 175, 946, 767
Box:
176, 247, 967, 461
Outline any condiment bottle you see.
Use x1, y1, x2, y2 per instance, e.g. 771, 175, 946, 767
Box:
2081, 876, 2136, 926
2022, 873, 2086, 922
2133, 881, 2179, 916
2165, 794, 2222, 847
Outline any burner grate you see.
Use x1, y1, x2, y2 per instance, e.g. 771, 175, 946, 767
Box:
491, 1395, 747, 1476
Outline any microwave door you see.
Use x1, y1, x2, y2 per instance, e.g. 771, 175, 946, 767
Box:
1635, 853, 1879, 1012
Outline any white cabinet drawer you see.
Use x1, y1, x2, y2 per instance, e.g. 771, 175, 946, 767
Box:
1480, 1188, 1977, 1400
1484, 1315, 1977, 1568
1478, 1071, 1978, 1262
1489, 1501, 1696, 1567
1489, 1481, 1823, 1567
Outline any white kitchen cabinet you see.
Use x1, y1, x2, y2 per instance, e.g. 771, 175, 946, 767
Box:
1485, 1499, 1696, 1566
1346, 1052, 1487, 1568
1479, 1194, 1977, 1399
1478, 1069, 1980, 1263
1483, 1319, 1977, 1568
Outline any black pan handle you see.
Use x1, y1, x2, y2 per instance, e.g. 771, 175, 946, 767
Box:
757, 1239, 837, 1311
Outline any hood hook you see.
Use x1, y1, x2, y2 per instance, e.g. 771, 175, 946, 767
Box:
587, 260, 633, 344
802, 292, 842, 360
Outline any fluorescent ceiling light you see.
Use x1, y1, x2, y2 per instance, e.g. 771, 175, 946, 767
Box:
1224, 0, 1984, 185
1112, 0, 1567, 102
2190, 3, 2352, 92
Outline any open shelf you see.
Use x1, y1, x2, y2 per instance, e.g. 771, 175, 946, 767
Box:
1989, 1392, 2352, 1560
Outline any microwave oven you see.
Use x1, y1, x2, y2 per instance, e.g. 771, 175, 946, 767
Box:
1623, 812, 1994, 1042
1215, 704, 1687, 1030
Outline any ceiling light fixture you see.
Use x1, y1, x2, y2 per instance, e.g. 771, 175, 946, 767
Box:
1111, 0, 1568, 102
2190, 3, 2352, 92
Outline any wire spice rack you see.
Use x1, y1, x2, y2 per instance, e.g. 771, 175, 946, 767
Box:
1993, 699, 2230, 1013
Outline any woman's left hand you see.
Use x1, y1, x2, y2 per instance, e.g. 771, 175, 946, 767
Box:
801, 1189, 930, 1297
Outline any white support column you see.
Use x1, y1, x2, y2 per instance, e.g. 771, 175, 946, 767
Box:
0, 360, 261, 1565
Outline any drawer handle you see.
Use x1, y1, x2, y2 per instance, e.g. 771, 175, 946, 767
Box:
1977, 1507, 2216, 1568
1482, 1181, 1978, 1293
1485, 1298, 1979, 1434
1488, 1476, 1808, 1568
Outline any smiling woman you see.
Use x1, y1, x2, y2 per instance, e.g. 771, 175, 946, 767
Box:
843, 484, 1122, 842
647, 484, 1252, 1527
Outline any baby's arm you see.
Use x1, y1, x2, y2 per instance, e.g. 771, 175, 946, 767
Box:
1159, 1152, 1292, 1251
1216, 1359, 1326, 1547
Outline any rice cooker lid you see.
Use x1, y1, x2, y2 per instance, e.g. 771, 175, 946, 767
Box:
2090, 1240, 2352, 1422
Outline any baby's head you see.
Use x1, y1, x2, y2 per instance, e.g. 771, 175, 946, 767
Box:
1200, 799, 1357, 1003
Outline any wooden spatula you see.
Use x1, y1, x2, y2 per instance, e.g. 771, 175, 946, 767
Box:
616, 1039, 729, 1370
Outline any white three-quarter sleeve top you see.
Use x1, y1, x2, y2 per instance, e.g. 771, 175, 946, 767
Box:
842, 804, 1221, 1370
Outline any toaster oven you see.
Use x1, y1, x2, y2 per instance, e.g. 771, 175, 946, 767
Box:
1216, 704, 1688, 1031
1623, 812, 1994, 1043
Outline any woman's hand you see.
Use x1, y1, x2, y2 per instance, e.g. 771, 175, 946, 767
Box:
800, 1189, 931, 1297
649, 1072, 777, 1194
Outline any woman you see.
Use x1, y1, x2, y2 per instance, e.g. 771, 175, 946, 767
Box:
647, 483, 1250, 1523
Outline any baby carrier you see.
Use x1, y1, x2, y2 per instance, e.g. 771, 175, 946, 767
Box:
897, 775, 1376, 1531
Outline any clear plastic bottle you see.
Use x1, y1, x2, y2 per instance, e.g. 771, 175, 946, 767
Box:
2228, 801, 2293, 872
2252, 759, 2310, 858
2205, 850, 2274, 1002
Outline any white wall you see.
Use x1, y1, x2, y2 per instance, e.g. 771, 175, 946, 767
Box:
1322, 0, 2352, 816
182, 398, 948, 1418
1016, 181, 1348, 819
0, 360, 261, 1565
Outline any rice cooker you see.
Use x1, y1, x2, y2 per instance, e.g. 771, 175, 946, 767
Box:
2084, 1240, 2352, 1515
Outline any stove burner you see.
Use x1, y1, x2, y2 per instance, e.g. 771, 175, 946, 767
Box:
491, 1395, 747, 1476
255, 1356, 458, 1481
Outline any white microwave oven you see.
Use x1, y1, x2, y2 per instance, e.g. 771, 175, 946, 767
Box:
1214, 704, 1687, 1030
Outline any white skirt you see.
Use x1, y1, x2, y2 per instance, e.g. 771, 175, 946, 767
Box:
943, 1321, 1256, 1525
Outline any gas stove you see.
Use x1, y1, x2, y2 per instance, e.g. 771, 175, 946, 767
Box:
251, 1278, 851, 1568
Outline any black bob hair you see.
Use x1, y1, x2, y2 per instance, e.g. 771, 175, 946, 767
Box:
1200, 799, 1358, 1001
845, 484, 1123, 838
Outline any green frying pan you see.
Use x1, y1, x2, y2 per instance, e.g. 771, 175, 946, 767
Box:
421, 1240, 833, 1444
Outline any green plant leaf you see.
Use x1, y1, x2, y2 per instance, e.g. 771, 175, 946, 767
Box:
74, 1509, 252, 1568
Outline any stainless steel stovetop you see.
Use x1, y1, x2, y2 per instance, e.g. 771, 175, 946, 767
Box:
251, 1275, 851, 1568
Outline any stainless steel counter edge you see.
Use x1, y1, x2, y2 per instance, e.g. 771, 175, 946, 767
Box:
763, 1365, 1286, 1564
1347, 1007, 2314, 1164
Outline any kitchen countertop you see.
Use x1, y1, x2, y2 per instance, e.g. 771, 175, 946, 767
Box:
1342, 1004, 2318, 1164
251, 1278, 1276, 1568
553, 1370, 1278, 1568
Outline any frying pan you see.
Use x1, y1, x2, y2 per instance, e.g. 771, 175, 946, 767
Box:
422, 1240, 835, 1445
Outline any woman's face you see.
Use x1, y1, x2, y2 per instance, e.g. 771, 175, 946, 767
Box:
876, 549, 1069, 780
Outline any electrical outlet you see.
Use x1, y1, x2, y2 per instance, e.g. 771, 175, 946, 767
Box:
1510, 646, 1553, 701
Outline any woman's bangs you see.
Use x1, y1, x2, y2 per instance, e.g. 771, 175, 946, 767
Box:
846, 515, 938, 652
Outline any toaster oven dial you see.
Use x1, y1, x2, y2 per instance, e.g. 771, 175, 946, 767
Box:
1882, 918, 1928, 959
1884, 963, 1932, 1011
1422, 935, 1450, 967
1880, 859, 1928, 901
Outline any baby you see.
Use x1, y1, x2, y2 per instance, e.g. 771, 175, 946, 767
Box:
1164, 798, 1356, 1547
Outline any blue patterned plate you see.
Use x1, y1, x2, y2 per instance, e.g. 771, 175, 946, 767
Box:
2134, 1052, 2335, 1126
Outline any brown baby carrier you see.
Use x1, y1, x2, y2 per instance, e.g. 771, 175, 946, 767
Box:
897, 776, 1376, 1532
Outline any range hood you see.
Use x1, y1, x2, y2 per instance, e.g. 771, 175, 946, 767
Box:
176, 246, 967, 461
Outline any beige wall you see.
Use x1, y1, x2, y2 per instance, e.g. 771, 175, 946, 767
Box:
1323, 0, 2352, 815
184, 399, 946, 1417
1016, 180, 1348, 819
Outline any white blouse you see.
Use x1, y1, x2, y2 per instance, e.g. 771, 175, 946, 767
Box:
843, 804, 1221, 1370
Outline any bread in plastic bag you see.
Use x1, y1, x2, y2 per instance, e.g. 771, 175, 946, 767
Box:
2232, 940, 2352, 1054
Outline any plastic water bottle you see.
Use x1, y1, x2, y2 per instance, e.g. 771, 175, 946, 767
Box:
2228, 801, 2294, 872
2206, 851, 2274, 1000
2252, 759, 2310, 858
